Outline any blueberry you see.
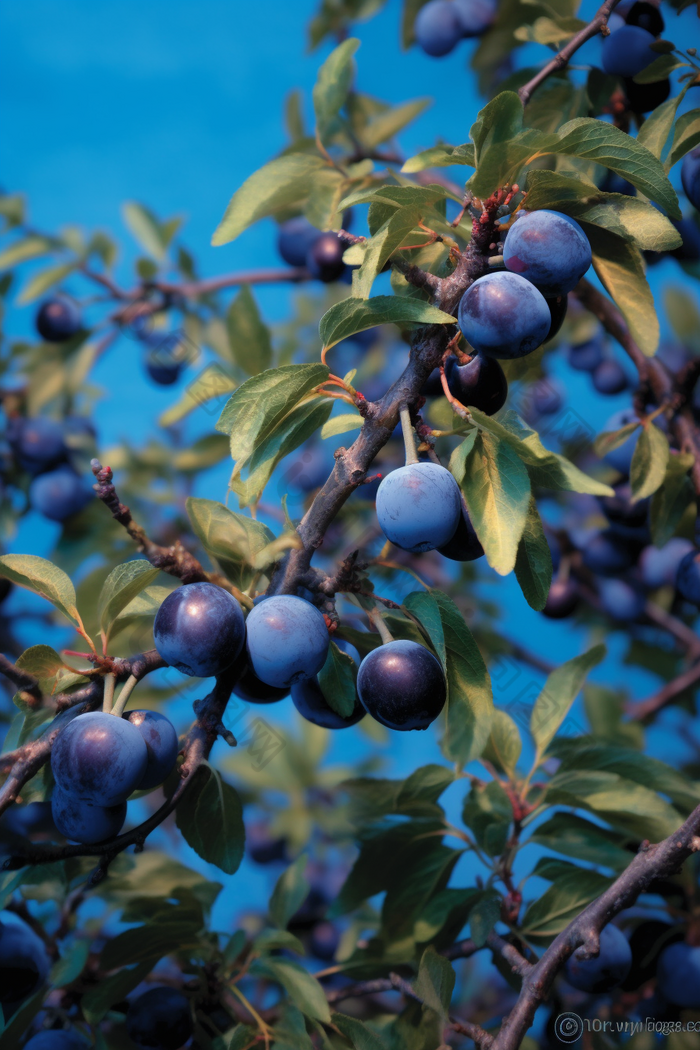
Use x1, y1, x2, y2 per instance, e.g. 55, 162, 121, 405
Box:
35, 298, 81, 342
602, 24, 656, 77
453, 0, 496, 36
23, 1033, 89, 1050
656, 942, 700, 1008
0, 918, 50, 1019
598, 578, 645, 621
414, 0, 463, 55
545, 294, 568, 341
624, 75, 670, 114
376, 462, 462, 553
682, 147, 700, 212
29, 467, 93, 522
277, 216, 321, 267
568, 338, 604, 372
582, 530, 636, 576
530, 378, 563, 416
124, 710, 179, 789
357, 639, 446, 731
640, 539, 694, 589
676, 548, 700, 606
564, 924, 632, 993
153, 582, 245, 678
438, 505, 484, 561
504, 210, 592, 296
10, 416, 67, 474
292, 676, 365, 729
51, 785, 126, 845
126, 987, 193, 1050
245, 595, 330, 689
445, 354, 508, 414
307, 233, 346, 283
542, 578, 579, 619
458, 272, 551, 359
52, 711, 148, 806
592, 359, 628, 394
625, 0, 664, 35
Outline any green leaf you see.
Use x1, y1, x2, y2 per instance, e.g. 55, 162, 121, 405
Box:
470, 894, 501, 947
530, 812, 634, 872
630, 422, 669, 501
332, 1014, 390, 1050
405, 590, 493, 767
251, 957, 331, 1024
318, 640, 358, 719
212, 153, 327, 245
414, 946, 455, 1018
313, 38, 360, 140
635, 54, 689, 84
252, 928, 305, 955
225, 1026, 258, 1050
463, 780, 512, 857
320, 411, 363, 439
362, 98, 431, 150
226, 285, 273, 376
232, 394, 333, 508
159, 366, 237, 427
402, 144, 474, 173
50, 940, 90, 988
483, 710, 522, 777
521, 869, 611, 943
584, 222, 659, 357
16, 645, 88, 696
546, 769, 683, 840
650, 452, 695, 547
122, 201, 168, 260
0, 555, 81, 628
100, 902, 202, 970
354, 205, 425, 298
109, 585, 170, 640
270, 854, 310, 929
664, 287, 700, 353
514, 496, 552, 611
271, 1003, 314, 1050
17, 262, 76, 305
82, 961, 153, 1023
216, 363, 329, 471
451, 429, 531, 576
319, 295, 456, 350
98, 560, 160, 644
0, 235, 52, 270
186, 497, 275, 588
665, 107, 700, 172
530, 645, 606, 761
175, 763, 245, 875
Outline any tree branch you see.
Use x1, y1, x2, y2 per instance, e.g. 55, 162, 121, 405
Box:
154, 266, 310, 298
627, 658, 700, 721
0, 653, 43, 702
518, 0, 622, 105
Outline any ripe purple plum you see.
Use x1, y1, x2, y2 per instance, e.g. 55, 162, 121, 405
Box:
414, 0, 463, 55
124, 710, 179, 789
126, 987, 193, 1050
245, 595, 330, 689
458, 272, 551, 359
36, 298, 81, 342
376, 462, 462, 553
52, 711, 148, 806
504, 210, 592, 296
357, 640, 446, 731
29, 466, 93, 522
153, 582, 245, 678
564, 923, 632, 993
51, 785, 126, 844
602, 24, 656, 78
445, 353, 507, 415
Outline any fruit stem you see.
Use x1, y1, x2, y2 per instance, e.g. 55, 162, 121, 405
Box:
103, 672, 116, 714
367, 605, 395, 645
400, 402, 419, 466
110, 674, 139, 717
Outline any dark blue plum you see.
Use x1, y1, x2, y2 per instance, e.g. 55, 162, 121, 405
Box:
145, 352, 183, 386
51, 785, 126, 844
682, 147, 700, 211
376, 462, 462, 553
23, 1032, 89, 1050
530, 378, 563, 416
0, 577, 12, 603
438, 505, 484, 562
624, 75, 670, 114
277, 216, 321, 267
310, 920, 341, 961
599, 482, 649, 535
233, 659, 289, 703
568, 338, 604, 372
245, 595, 330, 689
564, 924, 632, 993
625, 1, 664, 35
504, 210, 592, 296
542, 578, 579, 619
593, 359, 628, 395
292, 677, 365, 729
545, 294, 568, 341
247, 821, 289, 865
52, 711, 148, 806
598, 578, 645, 622
676, 548, 700, 606
602, 25, 656, 77
458, 272, 551, 360
656, 942, 700, 1008
125, 710, 179, 789
357, 640, 446, 731
126, 987, 193, 1050
63, 415, 97, 443
1, 800, 53, 836
307, 233, 346, 283
414, 0, 463, 55
29, 467, 93, 522
445, 354, 507, 415
671, 217, 700, 262
0, 918, 50, 1019
454, 0, 496, 35
601, 172, 636, 196
640, 539, 694, 589
153, 582, 245, 678
10, 416, 66, 473
582, 530, 636, 576
36, 298, 81, 342
421, 368, 445, 397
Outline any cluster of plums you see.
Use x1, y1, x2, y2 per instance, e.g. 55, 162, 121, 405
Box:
602, 1, 669, 113
50, 708, 179, 844
562, 919, 700, 1011
6, 411, 95, 523
413, 0, 496, 56
277, 216, 349, 283
152, 581, 447, 732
